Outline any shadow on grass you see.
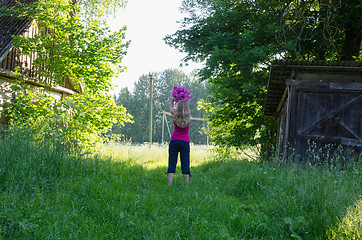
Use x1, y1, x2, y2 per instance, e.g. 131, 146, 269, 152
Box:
1, 137, 361, 239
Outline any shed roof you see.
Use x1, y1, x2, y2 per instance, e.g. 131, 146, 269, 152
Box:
0, 0, 36, 61
264, 60, 362, 116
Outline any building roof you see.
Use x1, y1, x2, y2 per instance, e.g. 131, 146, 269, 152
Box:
0, 0, 36, 61
264, 60, 362, 116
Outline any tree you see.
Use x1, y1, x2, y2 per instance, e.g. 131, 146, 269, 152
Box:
2, 0, 132, 147
112, 87, 135, 141
127, 74, 153, 143
12, 0, 129, 93
165, 0, 361, 153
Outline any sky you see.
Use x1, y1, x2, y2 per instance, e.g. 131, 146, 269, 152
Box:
107, 0, 202, 95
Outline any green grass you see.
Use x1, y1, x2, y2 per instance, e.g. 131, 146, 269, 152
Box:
0, 130, 361, 239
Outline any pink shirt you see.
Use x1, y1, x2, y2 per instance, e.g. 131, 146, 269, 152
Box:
170, 120, 190, 142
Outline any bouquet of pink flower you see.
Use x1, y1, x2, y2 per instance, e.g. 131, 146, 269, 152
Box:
171, 86, 191, 102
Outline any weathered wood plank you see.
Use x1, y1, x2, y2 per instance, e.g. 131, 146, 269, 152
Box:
295, 72, 362, 82
286, 79, 330, 88
330, 82, 362, 90
299, 95, 361, 135
334, 119, 361, 141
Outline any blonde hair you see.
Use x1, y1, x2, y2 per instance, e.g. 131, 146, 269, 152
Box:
174, 100, 190, 128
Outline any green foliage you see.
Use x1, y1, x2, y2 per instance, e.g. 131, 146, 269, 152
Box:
165, 0, 361, 153
1, 89, 131, 148
327, 199, 362, 240
113, 69, 209, 144
1, 133, 361, 239
62, 91, 132, 146
165, 0, 282, 149
1, 0, 131, 146
10, 0, 129, 93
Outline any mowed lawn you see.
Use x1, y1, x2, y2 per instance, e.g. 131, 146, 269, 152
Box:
0, 133, 361, 239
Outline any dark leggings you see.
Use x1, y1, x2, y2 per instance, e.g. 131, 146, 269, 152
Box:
167, 140, 190, 175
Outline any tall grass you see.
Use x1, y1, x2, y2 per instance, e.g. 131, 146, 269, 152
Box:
0, 129, 361, 239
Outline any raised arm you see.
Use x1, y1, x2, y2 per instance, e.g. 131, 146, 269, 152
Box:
169, 99, 175, 115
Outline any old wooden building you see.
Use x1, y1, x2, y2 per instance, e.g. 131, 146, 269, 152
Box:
264, 60, 362, 160
0, 0, 80, 113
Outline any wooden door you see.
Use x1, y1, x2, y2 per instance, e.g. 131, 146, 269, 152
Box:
290, 87, 361, 158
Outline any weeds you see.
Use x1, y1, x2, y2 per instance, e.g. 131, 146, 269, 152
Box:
0, 128, 361, 239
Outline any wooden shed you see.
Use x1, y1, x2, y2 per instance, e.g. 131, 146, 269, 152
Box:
264, 60, 362, 160
0, 0, 80, 114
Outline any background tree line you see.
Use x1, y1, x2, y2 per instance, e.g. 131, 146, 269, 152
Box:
111, 69, 210, 144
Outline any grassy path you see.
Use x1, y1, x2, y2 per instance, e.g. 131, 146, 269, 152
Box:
0, 139, 361, 239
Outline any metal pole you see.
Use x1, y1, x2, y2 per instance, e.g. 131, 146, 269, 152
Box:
149, 73, 153, 145
207, 123, 210, 146
162, 113, 165, 143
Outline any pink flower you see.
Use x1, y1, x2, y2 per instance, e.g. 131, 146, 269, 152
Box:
171, 86, 191, 102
